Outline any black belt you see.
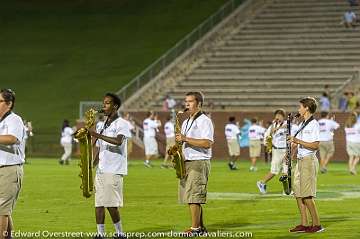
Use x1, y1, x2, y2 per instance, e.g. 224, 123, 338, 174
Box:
272, 146, 286, 150
0, 163, 23, 168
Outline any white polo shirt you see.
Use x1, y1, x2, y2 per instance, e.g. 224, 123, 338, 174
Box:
225, 123, 240, 140
295, 119, 320, 158
164, 121, 175, 138
345, 123, 360, 143
60, 126, 74, 144
143, 118, 160, 138
318, 118, 340, 141
181, 113, 214, 161
248, 125, 266, 140
264, 121, 287, 148
0, 112, 26, 166
97, 117, 131, 175
124, 119, 135, 139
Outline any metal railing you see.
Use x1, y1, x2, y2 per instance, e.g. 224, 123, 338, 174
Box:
332, 70, 360, 109
115, 0, 244, 102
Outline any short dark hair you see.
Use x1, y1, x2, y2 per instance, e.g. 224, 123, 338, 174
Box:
274, 109, 286, 117
186, 91, 204, 107
251, 117, 258, 124
105, 93, 121, 109
229, 116, 236, 122
0, 89, 16, 110
299, 97, 317, 114
320, 111, 329, 118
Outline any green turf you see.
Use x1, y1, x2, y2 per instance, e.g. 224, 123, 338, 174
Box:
12, 158, 360, 238
0, 0, 228, 140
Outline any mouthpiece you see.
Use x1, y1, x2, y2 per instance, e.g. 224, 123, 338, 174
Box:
97, 109, 105, 113
294, 113, 300, 118
184, 108, 189, 112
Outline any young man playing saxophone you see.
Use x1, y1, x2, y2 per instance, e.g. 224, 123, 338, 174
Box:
176, 91, 214, 236
89, 93, 131, 239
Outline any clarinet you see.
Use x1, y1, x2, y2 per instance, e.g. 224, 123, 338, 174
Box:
279, 113, 292, 195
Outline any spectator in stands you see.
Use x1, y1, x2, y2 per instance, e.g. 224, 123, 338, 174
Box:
347, 91, 359, 111
339, 92, 348, 112
162, 95, 177, 111
347, 0, 359, 7
343, 9, 357, 28
319, 92, 331, 112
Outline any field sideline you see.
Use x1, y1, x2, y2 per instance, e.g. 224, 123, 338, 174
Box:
12, 158, 360, 238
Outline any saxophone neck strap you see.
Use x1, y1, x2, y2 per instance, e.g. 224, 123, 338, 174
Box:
0, 111, 11, 123
294, 116, 314, 138
183, 111, 203, 136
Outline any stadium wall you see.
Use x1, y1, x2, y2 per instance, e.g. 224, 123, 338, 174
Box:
129, 111, 350, 162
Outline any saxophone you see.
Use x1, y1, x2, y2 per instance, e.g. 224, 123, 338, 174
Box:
74, 108, 99, 198
167, 110, 186, 179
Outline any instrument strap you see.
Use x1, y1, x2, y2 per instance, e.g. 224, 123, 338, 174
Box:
294, 116, 314, 138
0, 111, 12, 123
183, 111, 203, 136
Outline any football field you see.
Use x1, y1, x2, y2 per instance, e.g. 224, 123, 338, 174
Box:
12, 158, 360, 239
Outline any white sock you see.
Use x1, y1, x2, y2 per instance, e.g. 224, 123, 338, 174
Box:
114, 221, 123, 234
97, 224, 105, 236
145, 160, 150, 164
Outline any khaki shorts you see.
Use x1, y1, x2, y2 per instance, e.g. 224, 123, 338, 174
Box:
95, 173, 123, 208
249, 140, 261, 158
227, 139, 240, 156
179, 160, 211, 204
293, 155, 319, 198
144, 137, 158, 156
0, 165, 23, 216
319, 141, 335, 159
346, 142, 360, 156
270, 148, 287, 174
166, 137, 175, 151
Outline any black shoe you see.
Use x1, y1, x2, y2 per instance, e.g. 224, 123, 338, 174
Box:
59, 160, 64, 165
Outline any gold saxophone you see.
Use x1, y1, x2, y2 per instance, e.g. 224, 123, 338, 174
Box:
265, 135, 273, 153
167, 111, 186, 179
74, 108, 99, 198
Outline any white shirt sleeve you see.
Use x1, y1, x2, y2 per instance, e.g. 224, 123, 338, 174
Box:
116, 121, 131, 138
8, 118, 25, 143
200, 118, 214, 142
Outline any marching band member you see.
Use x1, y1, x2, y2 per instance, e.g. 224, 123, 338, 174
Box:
318, 112, 340, 173
143, 111, 161, 167
162, 115, 175, 168
344, 112, 360, 175
0, 89, 25, 239
248, 118, 266, 171
257, 109, 287, 194
224, 116, 241, 170
288, 97, 324, 233
176, 92, 214, 236
89, 93, 131, 239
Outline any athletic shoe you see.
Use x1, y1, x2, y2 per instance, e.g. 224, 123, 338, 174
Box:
144, 161, 153, 168
160, 164, 169, 169
228, 163, 238, 170
256, 181, 267, 194
320, 167, 327, 174
59, 160, 64, 165
306, 225, 325, 233
289, 225, 308, 233
249, 166, 257, 172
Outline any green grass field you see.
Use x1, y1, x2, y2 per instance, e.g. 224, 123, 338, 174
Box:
1, 0, 228, 135
12, 158, 360, 238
